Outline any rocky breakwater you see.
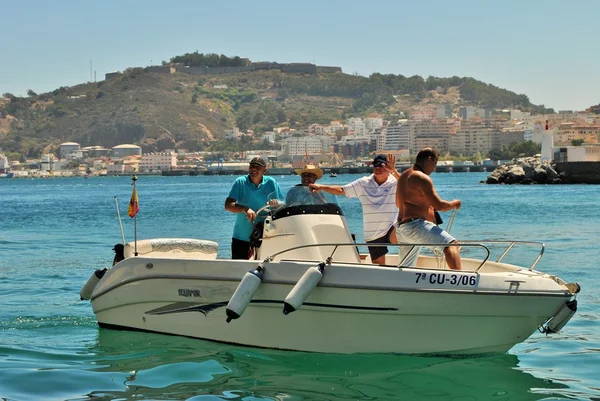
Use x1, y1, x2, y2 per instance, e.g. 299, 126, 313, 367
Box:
485, 156, 564, 184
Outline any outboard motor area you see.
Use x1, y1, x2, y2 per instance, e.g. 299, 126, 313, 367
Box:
256, 189, 360, 263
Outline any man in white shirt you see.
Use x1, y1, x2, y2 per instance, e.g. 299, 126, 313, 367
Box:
309, 154, 399, 264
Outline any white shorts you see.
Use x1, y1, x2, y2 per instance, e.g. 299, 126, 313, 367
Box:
396, 218, 456, 266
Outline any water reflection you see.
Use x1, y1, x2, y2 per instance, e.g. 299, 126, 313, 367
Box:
80, 329, 569, 401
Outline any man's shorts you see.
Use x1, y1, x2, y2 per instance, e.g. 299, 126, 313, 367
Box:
396, 218, 456, 266
366, 225, 396, 262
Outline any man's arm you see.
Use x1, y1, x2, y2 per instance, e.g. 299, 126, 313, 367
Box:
308, 183, 345, 196
225, 197, 257, 221
418, 175, 461, 212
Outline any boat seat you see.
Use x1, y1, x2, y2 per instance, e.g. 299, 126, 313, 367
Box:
124, 238, 219, 260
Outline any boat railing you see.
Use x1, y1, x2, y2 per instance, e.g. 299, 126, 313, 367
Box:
265, 240, 545, 272
460, 240, 545, 271
265, 242, 491, 271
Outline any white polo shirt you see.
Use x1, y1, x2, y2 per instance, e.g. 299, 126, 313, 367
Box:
343, 174, 398, 241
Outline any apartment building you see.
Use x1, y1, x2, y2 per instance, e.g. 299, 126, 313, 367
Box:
364, 117, 384, 133
411, 119, 459, 154
385, 121, 410, 151
280, 136, 329, 156
139, 151, 177, 172
449, 121, 496, 155
554, 122, 600, 145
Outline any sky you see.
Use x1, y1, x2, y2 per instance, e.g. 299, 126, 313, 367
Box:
1, 0, 598, 111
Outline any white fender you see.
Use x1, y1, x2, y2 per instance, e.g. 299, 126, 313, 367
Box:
80, 268, 107, 300
544, 299, 577, 334
283, 263, 325, 315
226, 267, 264, 322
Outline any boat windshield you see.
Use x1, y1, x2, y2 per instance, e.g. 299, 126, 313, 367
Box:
283, 186, 338, 208
266, 187, 343, 220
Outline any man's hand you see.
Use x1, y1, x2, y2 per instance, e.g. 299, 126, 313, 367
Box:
385, 153, 398, 176
308, 183, 321, 193
245, 208, 257, 222
451, 200, 462, 210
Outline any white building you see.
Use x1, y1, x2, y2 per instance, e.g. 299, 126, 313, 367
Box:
459, 107, 477, 121
436, 104, 452, 119
64, 150, 84, 160
364, 117, 384, 133
510, 109, 531, 121
384, 121, 410, 151
139, 151, 177, 172
225, 128, 241, 140
280, 136, 329, 156
41, 154, 58, 171
112, 144, 142, 158
262, 131, 276, 143
59, 142, 81, 159
329, 121, 346, 135
308, 124, 328, 136
347, 117, 367, 137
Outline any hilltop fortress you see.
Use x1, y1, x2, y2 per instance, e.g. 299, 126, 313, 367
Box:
106, 62, 342, 80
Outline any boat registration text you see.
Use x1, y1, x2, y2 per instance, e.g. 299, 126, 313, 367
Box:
414, 272, 478, 287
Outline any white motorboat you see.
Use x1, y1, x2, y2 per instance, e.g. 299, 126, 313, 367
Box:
82, 189, 579, 355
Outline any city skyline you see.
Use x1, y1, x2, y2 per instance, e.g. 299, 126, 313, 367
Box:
1, 0, 598, 111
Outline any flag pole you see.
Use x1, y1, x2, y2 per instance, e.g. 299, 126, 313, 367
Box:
132, 175, 138, 256
114, 196, 126, 245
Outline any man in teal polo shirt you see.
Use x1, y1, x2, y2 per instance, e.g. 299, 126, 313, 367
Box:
224, 157, 284, 259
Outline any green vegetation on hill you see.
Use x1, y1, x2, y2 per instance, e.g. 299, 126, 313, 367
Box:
169, 52, 249, 67
0, 53, 555, 159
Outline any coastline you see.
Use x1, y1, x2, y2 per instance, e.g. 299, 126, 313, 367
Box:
3, 165, 491, 178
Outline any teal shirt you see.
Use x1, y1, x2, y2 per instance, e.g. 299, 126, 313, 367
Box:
228, 175, 283, 241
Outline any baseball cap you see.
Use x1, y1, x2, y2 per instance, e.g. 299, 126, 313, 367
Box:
249, 157, 267, 167
372, 154, 387, 165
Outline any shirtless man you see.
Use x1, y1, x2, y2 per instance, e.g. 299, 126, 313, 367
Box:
396, 148, 462, 269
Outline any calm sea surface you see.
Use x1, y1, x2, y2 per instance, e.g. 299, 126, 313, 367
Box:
1, 173, 598, 401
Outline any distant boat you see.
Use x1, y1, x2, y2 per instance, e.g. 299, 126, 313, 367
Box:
330, 172, 337, 178
0, 154, 14, 178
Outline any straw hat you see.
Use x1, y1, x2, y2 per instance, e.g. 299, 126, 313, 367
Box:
295, 164, 323, 179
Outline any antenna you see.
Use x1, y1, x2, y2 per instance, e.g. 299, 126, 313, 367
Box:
89, 60, 93, 82
94, 71, 96, 82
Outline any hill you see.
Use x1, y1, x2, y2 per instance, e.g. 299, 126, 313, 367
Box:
0, 55, 555, 159
587, 103, 600, 114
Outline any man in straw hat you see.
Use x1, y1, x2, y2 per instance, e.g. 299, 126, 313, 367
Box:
286, 164, 327, 205
309, 154, 400, 265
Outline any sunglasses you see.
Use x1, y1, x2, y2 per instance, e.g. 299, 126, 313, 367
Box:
373, 162, 387, 167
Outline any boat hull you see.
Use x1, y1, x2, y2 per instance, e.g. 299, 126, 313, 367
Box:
91, 257, 572, 354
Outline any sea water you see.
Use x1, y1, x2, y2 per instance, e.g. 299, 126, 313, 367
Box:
1, 173, 598, 401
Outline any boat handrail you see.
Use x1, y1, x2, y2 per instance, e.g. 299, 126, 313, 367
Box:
264, 242, 492, 272
460, 240, 545, 271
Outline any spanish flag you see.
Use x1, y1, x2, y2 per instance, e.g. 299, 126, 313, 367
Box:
128, 187, 139, 218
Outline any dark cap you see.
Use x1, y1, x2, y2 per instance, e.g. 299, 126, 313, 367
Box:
249, 157, 267, 167
372, 154, 387, 165
112, 244, 124, 252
